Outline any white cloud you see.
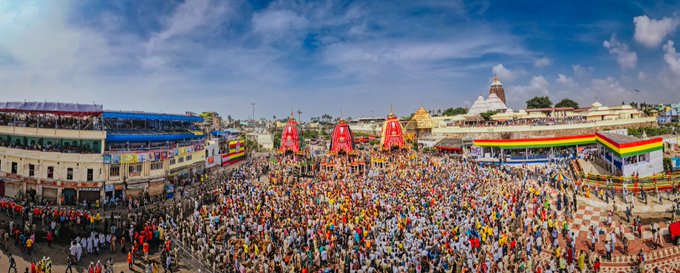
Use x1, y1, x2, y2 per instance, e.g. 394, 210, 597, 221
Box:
633, 15, 680, 48
506, 76, 550, 108
556, 74, 576, 86
533, 57, 551, 67
323, 31, 528, 79
663, 40, 680, 76
511, 76, 550, 96
150, 0, 230, 45
638, 71, 645, 80
603, 35, 637, 69
252, 9, 308, 34
585, 77, 633, 104
491, 64, 526, 82
572, 64, 593, 76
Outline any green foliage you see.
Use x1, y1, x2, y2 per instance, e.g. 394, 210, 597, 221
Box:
273, 131, 282, 148
480, 110, 499, 121
663, 157, 672, 172
442, 107, 468, 116
555, 98, 579, 109
303, 129, 319, 140
526, 96, 553, 109
628, 127, 672, 138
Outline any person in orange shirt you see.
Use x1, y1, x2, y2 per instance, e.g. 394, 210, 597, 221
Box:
143, 242, 150, 261
128, 251, 134, 270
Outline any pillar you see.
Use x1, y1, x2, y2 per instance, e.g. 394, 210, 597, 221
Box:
57, 183, 62, 205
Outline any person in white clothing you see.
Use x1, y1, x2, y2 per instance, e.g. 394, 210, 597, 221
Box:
87, 236, 94, 254
76, 242, 83, 262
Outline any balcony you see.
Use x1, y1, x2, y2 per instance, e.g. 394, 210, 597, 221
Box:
0, 146, 103, 163
0, 125, 106, 140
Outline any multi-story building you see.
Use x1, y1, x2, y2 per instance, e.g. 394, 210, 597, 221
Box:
0, 101, 206, 205
101, 111, 206, 203
198, 112, 222, 133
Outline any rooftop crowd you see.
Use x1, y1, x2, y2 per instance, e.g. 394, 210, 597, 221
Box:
0, 113, 102, 131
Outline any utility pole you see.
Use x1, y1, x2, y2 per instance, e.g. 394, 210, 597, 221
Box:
251, 102, 256, 130
297, 109, 302, 122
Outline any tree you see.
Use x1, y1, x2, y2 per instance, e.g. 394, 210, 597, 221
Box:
273, 131, 282, 148
321, 114, 332, 123
526, 96, 552, 109
443, 107, 468, 116
480, 110, 498, 121
554, 98, 579, 109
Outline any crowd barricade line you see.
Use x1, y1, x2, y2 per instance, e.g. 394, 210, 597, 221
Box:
570, 160, 679, 192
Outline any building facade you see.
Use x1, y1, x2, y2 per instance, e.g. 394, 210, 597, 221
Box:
0, 102, 208, 205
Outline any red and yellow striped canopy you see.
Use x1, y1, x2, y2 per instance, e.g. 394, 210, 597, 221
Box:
595, 133, 662, 158
473, 133, 662, 158
473, 134, 596, 149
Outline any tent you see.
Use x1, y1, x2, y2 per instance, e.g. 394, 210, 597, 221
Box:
0, 101, 103, 116
552, 172, 566, 182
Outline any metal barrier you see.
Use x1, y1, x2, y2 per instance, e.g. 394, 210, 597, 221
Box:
172, 238, 214, 273
571, 160, 680, 192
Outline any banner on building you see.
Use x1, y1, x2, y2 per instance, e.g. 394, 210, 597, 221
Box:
121, 153, 137, 164
102, 144, 206, 164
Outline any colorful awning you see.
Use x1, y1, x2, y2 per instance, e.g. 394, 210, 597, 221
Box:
474, 134, 596, 149
0, 101, 103, 116
473, 133, 663, 158
595, 133, 662, 158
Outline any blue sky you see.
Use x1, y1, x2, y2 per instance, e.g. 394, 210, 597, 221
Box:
1, 0, 679, 120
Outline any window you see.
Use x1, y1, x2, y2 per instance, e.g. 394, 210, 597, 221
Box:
128, 164, 142, 177
186, 155, 192, 161
178, 157, 184, 163
110, 165, 120, 177
151, 162, 163, 170
47, 166, 54, 179
67, 168, 73, 180
11, 162, 17, 174
87, 169, 93, 181
170, 159, 176, 165
28, 164, 35, 177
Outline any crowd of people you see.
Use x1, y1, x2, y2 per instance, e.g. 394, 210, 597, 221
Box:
153, 152, 658, 272
447, 116, 593, 128
0, 113, 101, 131
0, 149, 676, 272
0, 136, 100, 154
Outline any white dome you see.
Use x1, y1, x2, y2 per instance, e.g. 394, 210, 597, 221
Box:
505, 108, 514, 114
591, 101, 603, 108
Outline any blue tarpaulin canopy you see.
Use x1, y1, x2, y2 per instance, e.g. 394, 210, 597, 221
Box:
106, 132, 204, 142
103, 111, 203, 122
0, 102, 103, 116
